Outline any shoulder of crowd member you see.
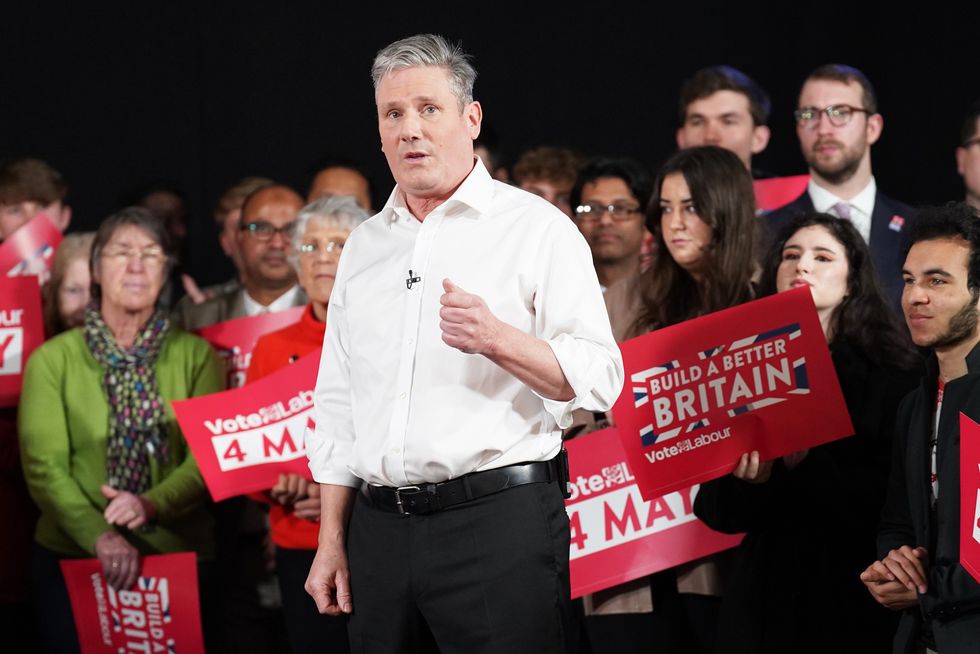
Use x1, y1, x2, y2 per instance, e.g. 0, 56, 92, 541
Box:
170, 287, 238, 332
602, 274, 645, 343
160, 326, 226, 394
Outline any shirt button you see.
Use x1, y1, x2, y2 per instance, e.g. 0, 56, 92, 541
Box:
399, 392, 407, 399
391, 447, 401, 454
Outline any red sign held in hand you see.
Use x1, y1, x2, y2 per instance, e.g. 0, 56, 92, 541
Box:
60, 552, 205, 654
960, 413, 980, 585
173, 349, 320, 501
0, 275, 44, 406
565, 427, 742, 598
612, 287, 852, 499
195, 306, 305, 388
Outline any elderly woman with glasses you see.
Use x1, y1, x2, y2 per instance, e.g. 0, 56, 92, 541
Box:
19, 207, 223, 654
246, 195, 369, 654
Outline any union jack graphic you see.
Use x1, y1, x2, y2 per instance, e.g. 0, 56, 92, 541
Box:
635, 323, 805, 446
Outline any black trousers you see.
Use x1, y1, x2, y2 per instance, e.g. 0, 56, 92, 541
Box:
276, 546, 350, 654
347, 480, 573, 654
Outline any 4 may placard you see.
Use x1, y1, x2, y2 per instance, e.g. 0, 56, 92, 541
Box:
613, 286, 853, 499
565, 427, 742, 598
173, 349, 319, 501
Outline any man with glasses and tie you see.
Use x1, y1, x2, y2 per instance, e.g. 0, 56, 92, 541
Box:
174, 183, 307, 330
568, 158, 653, 292
956, 100, 980, 212
767, 64, 913, 309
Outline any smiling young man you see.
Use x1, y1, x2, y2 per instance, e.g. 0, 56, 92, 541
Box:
861, 203, 980, 653
303, 34, 623, 654
767, 64, 912, 310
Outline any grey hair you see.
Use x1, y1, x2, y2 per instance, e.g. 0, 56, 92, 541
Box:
90, 206, 174, 305
371, 33, 477, 112
288, 196, 370, 268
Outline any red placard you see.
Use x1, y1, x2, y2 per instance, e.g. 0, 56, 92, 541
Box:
753, 175, 809, 212
195, 306, 304, 388
566, 428, 742, 598
173, 349, 319, 501
960, 413, 980, 585
0, 275, 45, 406
612, 286, 852, 499
0, 213, 63, 279
60, 552, 205, 654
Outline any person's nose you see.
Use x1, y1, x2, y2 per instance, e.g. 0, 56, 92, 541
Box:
126, 252, 146, 273
268, 230, 290, 249
400, 111, 423, 142
904, 281, 928, 306
703, 122, 722, 144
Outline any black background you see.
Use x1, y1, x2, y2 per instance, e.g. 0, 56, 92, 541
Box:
1, 1, 976, 285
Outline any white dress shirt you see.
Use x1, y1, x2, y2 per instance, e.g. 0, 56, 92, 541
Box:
308, 159, 624, 488
807, 177, 877, 243
242, 284, 301, 316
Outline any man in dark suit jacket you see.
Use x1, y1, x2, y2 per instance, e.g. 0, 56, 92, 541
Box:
861, 204, 980, 654
767, 64, 912, 308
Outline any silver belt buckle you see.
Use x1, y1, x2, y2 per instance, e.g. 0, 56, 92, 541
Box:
394, 485, 421, 514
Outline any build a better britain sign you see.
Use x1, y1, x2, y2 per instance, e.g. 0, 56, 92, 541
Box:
613, 286, 853, 500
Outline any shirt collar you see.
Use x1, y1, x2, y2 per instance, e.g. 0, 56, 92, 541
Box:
242, 284, 300, 316
807, 176, 877, 216
379, 156, 494, 226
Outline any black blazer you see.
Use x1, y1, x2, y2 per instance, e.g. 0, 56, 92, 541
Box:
878, 345, 980, 653
766, 190, 913, 311
694, 342, 920, 654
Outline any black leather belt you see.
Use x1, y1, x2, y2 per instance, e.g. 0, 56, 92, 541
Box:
367, 453, 566, 516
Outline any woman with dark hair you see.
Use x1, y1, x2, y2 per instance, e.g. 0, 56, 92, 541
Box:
693, 212, 921, 653
19, 207, 223, 654
585, 146, 758, 654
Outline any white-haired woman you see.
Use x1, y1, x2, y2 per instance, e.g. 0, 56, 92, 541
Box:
247, 195, 369, 654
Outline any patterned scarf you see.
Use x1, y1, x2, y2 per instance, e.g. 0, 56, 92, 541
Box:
83, 304, 170, 494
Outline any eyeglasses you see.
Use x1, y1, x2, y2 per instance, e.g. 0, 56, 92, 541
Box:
100, 247, 167, 268
298, 240, 345, 257
240, 220, 296, 241
573, 202, 642, 223
793, 104, 870, 130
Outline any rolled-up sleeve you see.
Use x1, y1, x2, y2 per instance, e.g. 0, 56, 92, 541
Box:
308, 272, 361, 488
534, 218, 624, 428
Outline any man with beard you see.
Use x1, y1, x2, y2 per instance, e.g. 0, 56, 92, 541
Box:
767, 64, 912, 308
860, 203, 980, 654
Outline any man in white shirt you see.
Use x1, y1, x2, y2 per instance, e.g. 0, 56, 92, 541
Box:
305, 33, 624, 653
767, 64, 913, 309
